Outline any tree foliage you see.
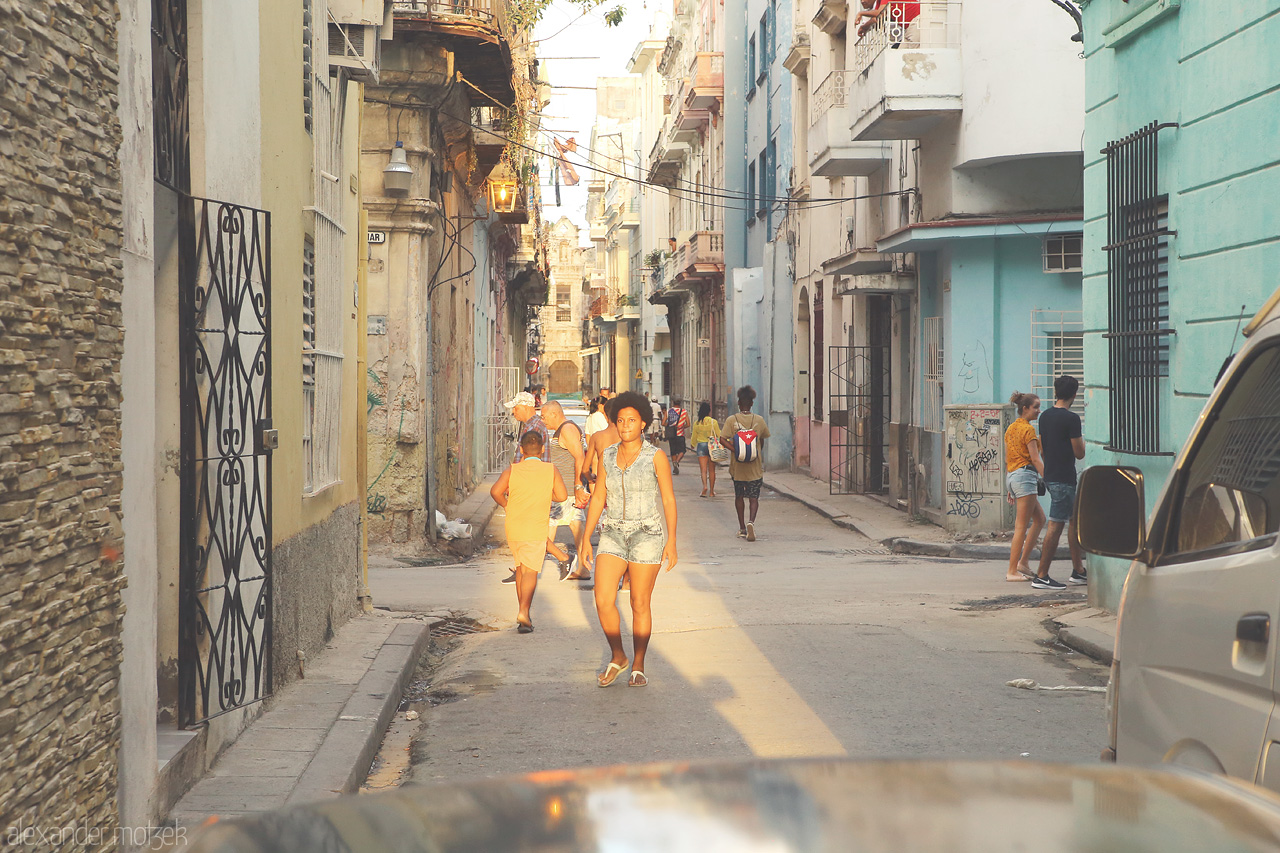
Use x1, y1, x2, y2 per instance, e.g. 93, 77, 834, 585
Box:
508, 0, 626, 32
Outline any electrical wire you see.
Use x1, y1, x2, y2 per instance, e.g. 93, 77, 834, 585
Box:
454, 74, 919, 207
439, 106, 917, 213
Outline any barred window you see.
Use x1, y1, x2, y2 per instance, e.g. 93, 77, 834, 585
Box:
1103, 121, 1177, 455
1043, 233, 1082, 272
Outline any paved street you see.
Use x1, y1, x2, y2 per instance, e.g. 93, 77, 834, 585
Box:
369, 471, 1107, 787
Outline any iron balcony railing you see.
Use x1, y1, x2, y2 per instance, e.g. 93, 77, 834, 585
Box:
393, 0, 495, 25
852, 1, 961, 76
812, 70, 848, 121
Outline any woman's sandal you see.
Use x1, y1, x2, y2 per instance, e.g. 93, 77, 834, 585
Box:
628, 671, 647, 687
598, 660, 628, 687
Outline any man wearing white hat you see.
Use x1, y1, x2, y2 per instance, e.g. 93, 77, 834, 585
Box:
506, 391, 550, 463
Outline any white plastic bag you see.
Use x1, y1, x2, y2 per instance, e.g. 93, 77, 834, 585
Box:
440, 519, 473, 540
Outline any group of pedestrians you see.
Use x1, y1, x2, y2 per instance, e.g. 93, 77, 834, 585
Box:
489, 373, 1091, 688
489, 383, 773, 688
1003, 374, 1088, 590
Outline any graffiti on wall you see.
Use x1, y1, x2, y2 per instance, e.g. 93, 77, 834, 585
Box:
956, 340, 993, 396
944, 407, 1004, 519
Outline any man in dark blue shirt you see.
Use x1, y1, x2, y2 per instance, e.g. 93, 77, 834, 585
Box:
1035, 375, 1087, 587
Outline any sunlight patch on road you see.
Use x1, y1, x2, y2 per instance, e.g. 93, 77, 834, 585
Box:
660, 566, 848, 758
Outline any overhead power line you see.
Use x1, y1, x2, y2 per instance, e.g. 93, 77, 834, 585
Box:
439, 107, 916, 213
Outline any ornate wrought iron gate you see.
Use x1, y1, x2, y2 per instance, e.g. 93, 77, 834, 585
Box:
484, 366, 523, 474
158, 0, 275, 726
178, 197, 274, 725
828, 345, 891, 495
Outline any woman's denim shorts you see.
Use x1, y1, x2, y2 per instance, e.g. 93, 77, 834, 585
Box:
695, 441, 711, 457
1006, 466, 1040, 500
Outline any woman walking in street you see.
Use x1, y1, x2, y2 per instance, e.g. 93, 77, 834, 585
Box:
1004, 391, 1046, 582
579, 391, 679, 687
690, 401, 721, 498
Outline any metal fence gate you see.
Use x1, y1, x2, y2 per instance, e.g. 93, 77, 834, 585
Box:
829, 345, 891, 495
178, 196, 274, 725
484, 366, 523, 474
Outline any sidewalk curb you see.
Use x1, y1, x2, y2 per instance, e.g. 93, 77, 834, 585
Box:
888, 538, 1041, 561
1056, 625, 1114, 666
763, 482, 887, 542
286, 620, 431, 805
764, 478, 1043, 561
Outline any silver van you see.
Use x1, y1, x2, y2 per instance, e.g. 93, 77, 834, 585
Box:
1078, 288, 1280, 790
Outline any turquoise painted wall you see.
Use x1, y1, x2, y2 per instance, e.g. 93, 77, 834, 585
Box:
945, 236, 1084, 407
1081, 0, 1280, 610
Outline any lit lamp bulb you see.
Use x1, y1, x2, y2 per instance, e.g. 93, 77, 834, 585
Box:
489, 162, 519, 214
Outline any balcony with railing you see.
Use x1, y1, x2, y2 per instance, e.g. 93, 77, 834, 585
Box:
678, 231, 724, 278
393, 0, 514, 106
647, 118, 691, 186
684, 52, 724, 110
469, 106, 507, 178
617, 291, 642, 320
621, 194, 640, 229
849, 1, 963, 141
810, 70, 893, 177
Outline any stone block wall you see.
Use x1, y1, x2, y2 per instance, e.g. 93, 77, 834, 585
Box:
0, 0, 126, 845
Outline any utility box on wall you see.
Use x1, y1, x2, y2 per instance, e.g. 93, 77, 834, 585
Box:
943, 404, 1016, 536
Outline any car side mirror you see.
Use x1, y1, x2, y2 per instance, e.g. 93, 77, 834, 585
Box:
1076, 465, 1147, 559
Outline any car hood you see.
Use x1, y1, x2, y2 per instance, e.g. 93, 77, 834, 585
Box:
187, 758, 1280, 852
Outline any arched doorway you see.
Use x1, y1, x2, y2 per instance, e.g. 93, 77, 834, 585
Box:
549, 359, 579, 394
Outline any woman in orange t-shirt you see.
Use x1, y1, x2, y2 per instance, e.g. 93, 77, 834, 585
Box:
1004, 391, 1045, 582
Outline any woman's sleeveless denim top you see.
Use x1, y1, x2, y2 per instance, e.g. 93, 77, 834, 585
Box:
601, 443, 663, 534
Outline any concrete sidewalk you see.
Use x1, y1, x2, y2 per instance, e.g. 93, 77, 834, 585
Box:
445, 472, 501, 539
171, 612, 430, 831
764, 471, 1040, 561
1051, 607, 1118, 666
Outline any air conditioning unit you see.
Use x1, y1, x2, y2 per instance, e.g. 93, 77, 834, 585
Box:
328, 22, 380, 82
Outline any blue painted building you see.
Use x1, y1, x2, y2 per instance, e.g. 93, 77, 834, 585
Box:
780, 0, 1084, 521
1079, 0, 1280, 610
726, 0, 795, 467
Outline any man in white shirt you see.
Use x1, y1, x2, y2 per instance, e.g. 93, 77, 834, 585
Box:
648, 396, 663, 444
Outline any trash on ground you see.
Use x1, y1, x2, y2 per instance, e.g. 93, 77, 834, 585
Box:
1007, 678, 1106, 693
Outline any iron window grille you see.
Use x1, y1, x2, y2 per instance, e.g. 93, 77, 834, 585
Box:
1043, 233, 1082, 273
1031, 309, 1085, 422
1103, 121, 1177, 456
922, 316, 944, 433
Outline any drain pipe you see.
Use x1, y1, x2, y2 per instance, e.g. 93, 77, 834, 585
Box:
423, 213, 438, 543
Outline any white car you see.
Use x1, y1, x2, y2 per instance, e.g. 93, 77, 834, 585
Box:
1078, 285, 1280, 791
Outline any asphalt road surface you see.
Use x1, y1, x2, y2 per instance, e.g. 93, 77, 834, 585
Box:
368, 470, 1107, 787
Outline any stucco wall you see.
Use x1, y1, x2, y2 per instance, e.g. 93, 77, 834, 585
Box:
271, 500, 361, 689
0, 0, 127, 840
1080, 0, 1280, 610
